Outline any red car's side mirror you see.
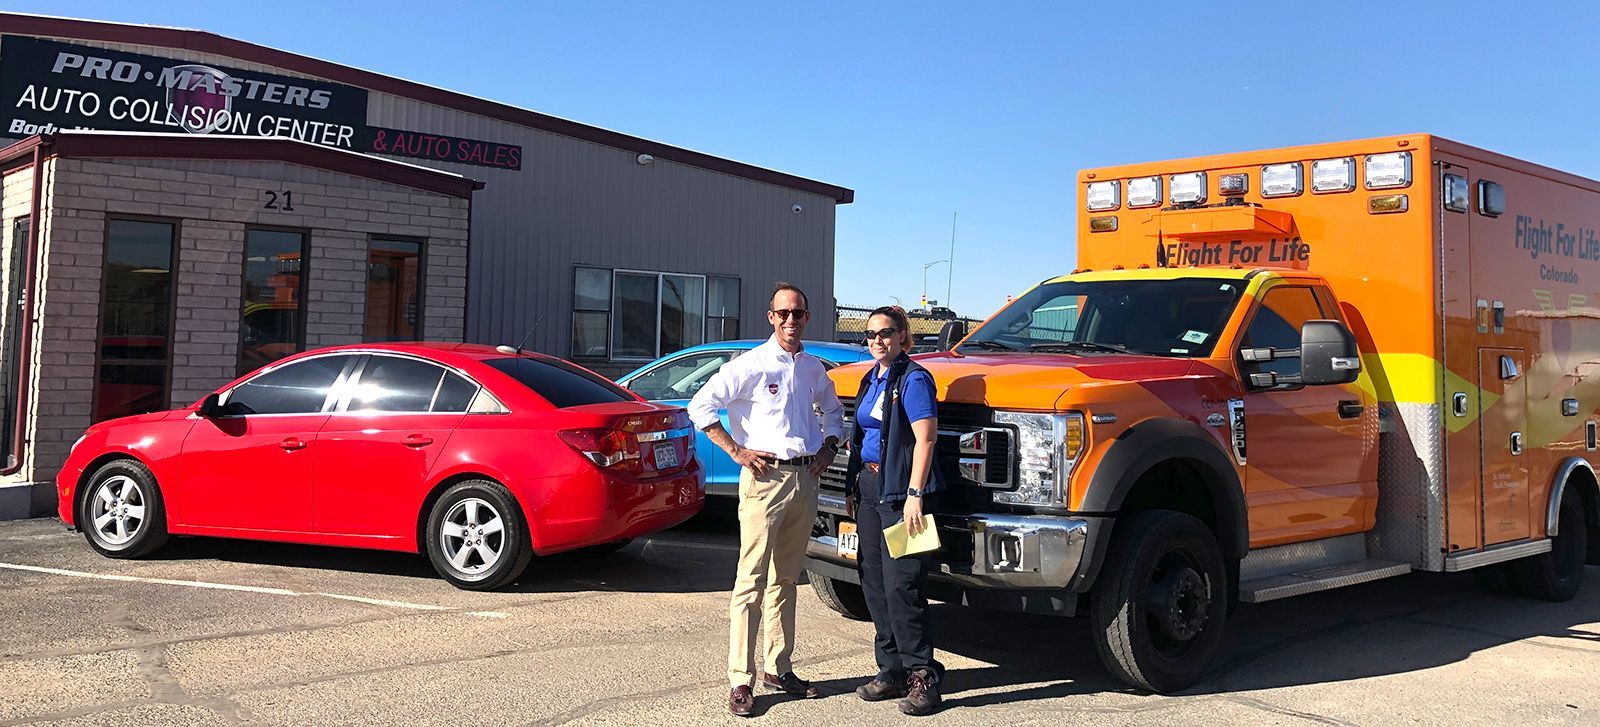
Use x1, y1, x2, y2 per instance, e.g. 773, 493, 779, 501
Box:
198, 393, 225, 418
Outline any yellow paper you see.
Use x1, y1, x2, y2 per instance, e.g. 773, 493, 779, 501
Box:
883, 515, 941, 559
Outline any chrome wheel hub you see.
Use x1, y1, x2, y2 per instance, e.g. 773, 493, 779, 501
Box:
440, 498, 505, 576
89, 475, 146, 546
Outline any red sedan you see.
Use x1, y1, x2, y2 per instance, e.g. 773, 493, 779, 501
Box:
56, 343, 704, 590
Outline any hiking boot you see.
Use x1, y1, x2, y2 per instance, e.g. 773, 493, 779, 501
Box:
856, 677, 908, 702
897, 668, 942, 716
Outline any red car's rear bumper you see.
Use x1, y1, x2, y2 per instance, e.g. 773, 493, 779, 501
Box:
516, 463, 704, 554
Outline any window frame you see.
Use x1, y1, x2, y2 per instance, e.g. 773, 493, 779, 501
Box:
365, 236, 427, 343
706, 275, 741, 344
1237, 283, 1330, 390
92, 215, 181, 423
571, 265, 613, 362
238, 225, 311, 376
1, 215, 30, 469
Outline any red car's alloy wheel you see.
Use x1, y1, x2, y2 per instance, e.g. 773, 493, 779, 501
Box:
439, 497, 505, 575
88, 475, 148, 547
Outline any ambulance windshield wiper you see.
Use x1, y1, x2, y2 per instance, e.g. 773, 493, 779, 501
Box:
1029, 341, 1132, 355
957, 339, 1018, 352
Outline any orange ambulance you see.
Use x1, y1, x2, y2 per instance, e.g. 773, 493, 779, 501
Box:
806, 134, 1600, 692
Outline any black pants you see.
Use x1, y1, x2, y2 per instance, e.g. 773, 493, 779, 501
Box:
856, 469, 942, 684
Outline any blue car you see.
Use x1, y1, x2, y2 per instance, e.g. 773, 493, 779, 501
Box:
617, 340, 872, 499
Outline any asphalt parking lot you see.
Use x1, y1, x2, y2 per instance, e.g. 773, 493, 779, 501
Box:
1, 514, 1597, 727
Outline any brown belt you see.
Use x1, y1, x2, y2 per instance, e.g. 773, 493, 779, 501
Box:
865, 462, 880, 473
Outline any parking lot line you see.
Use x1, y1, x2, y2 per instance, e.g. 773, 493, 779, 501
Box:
0, 562, 506, 618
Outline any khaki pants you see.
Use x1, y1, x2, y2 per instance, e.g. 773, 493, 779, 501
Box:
728, 463, 819, 688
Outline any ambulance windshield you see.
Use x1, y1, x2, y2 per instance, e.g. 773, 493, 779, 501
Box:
959, 278, 1245, 357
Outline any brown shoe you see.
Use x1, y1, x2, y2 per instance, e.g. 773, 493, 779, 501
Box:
728, 685, 755, 717
897, 668, 942, 716
855, 677, 908, 702
761, 671, 820, 698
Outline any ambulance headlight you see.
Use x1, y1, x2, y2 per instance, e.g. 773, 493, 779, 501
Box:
1085, 180, 1121, 211
1127, 176, 1162, 208
1312, 157, 1356, 193
1169, 172, 1207, 205
1261, 162, 1304, 197
992, 411, 1085, 507
1364, 151, 1412, 189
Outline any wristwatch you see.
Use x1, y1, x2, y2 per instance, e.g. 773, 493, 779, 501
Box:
906, 487, 923, 498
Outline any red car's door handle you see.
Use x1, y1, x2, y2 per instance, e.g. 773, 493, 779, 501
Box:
279, 437, 308, 451
403, 435, 434, 447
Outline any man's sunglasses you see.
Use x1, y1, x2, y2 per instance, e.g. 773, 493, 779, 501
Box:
771, 308, 809, 320
863, 327, 901, 341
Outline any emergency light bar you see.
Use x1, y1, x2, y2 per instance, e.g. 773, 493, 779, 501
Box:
1128, 176, 1162, 208
1365, 151, 1412, 189
1312, 157, 1356, 193
1261, 162, 1303, 197
1218, 173, 1249, 196
1169, 172, 1206, 205
1086, 180, 1121, 211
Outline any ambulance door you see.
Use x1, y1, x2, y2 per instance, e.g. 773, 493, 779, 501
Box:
1239, 282, 1372, 544
1478, 348, 1531, 545
1440, 162, 1483, 552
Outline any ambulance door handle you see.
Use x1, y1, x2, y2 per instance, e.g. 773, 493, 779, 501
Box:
1510, 431, 1524, 456
1452, 393, 1469, 417
1337, 400, 1364, 419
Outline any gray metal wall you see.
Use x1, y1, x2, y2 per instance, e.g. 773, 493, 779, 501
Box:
12, 35, 840, 363
364, 92, 838, 358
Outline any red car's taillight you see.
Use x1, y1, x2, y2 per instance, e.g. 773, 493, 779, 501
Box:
558, 428, 642, 473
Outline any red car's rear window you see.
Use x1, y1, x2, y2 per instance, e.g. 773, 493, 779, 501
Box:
484, 357, 634, 408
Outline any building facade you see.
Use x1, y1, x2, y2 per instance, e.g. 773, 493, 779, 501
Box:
0, 15, 850, 518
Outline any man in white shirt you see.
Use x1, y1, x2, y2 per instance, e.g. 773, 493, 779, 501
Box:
689, 282, 845, 717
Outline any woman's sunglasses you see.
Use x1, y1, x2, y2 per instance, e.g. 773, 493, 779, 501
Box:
864, 327, 901, 341
771, 308, 809, 320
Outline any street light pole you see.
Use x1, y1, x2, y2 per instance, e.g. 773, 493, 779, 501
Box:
922, 260, 948, 308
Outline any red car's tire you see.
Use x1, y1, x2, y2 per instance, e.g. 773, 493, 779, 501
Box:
79, 459, 170, 559
424, 480, 533, 590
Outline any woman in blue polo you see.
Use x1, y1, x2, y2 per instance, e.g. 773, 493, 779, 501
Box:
843, 305, 945, 717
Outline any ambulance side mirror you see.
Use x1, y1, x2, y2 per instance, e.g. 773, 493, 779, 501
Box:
1298, 320, 1361, 386
936, 320, 968, 351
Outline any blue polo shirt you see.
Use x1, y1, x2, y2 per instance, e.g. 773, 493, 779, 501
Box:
857, 365, 938, 465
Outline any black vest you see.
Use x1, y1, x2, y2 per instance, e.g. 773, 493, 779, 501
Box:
844, 355, 945, 503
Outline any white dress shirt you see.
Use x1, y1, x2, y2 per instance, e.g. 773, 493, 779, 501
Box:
688, 336, 846, 459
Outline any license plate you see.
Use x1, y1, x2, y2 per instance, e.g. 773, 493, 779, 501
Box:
653, 442, 679, 469
837, 521, 859, 561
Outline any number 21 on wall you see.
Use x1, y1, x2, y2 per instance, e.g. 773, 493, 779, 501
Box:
263, 190, 295, 211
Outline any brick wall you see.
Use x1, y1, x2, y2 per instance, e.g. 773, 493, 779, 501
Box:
9, 155, 470, 509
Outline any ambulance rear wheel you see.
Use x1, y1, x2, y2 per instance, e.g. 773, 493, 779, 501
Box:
1089, 510, 1228, 694
1508, 489, 1587, 602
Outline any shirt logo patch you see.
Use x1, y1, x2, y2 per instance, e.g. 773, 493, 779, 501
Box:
768, 383, 780, 395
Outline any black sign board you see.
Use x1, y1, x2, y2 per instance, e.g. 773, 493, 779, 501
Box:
0, 35, 368, 149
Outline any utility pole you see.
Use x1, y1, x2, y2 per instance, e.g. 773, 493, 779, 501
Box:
947, 212, 957, 310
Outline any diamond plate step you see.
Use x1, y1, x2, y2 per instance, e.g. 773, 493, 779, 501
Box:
1240, 559, 1411, 603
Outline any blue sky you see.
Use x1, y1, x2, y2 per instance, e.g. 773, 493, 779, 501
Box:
16, 1, 1600, 318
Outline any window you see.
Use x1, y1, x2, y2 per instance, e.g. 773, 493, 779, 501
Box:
239, 228, 307, 375
1, 217, 28, 467
366, 239, 422, 342
1241, 286, 1326, 378
624, 351, 732, 401
964, 277, 1242, 357
707, 277, 740, 343
484, 356, 632, 408
223, 354, 353, 415
347, 355, 449, 413
433, 373, 481, 413
572, 267, 611, 359
95, 219, 176, 422
575, 266, 730, 360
